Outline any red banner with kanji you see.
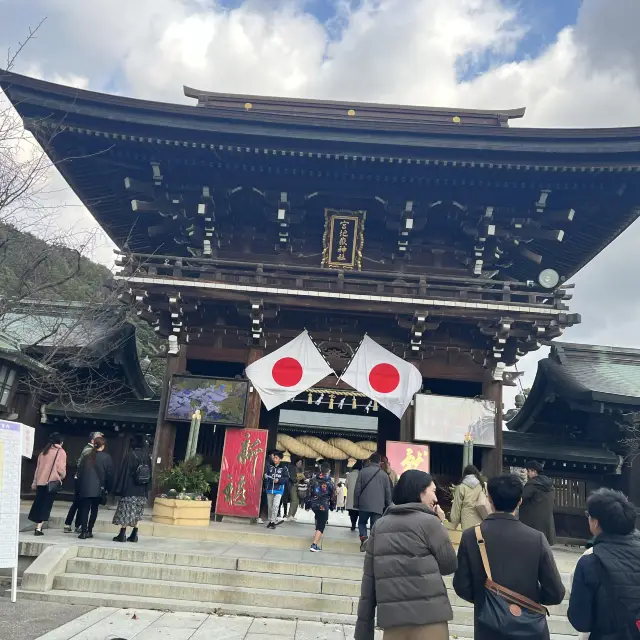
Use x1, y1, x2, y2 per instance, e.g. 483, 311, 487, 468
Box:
216, 428, 268, 518
386, 441, 430, 477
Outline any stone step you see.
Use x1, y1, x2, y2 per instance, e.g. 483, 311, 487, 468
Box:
64, 555, 570, 615
50, 572, 576, 635
66, 557, 351, 597
74, 544, 364, 581
54, 573, 358, 615
45, 515, 365, 554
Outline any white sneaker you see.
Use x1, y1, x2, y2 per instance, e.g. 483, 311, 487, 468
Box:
288, 516, 296, 522
257, 518, 264, 524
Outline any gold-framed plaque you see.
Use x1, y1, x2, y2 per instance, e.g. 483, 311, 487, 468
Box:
321, 209, 366, 270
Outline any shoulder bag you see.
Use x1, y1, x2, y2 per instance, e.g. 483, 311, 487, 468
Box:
358, 468, 381, 497
474, 526, 549, 639
475, 487, 491, 520
46, 449, 63, 494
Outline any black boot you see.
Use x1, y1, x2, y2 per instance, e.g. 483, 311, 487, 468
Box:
113, 528, 127, 543
127, 527, 138, 543
78, 529, 87, 540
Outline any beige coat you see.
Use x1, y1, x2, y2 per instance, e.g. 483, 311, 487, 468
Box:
449, 477, 485, 531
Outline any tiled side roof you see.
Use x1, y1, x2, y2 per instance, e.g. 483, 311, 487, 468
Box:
551, 342, 640, 401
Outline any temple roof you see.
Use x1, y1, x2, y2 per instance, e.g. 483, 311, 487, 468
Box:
503, 429, 619, 467
2, 301, 154, 400
507, 342, 640, 432
3, 71, 640, 283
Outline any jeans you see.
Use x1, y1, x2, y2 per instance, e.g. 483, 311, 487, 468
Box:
266, 493, 282, 524
358, 511, 381, 539
78, 497, 101, 533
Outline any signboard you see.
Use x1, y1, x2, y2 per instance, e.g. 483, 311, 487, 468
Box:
216, 428, 268, 518
414, 394, 496, 447
0, 420, 22, 602
166, 375, 249, 426
321, 209, 366, 270
386, 441, 430, 477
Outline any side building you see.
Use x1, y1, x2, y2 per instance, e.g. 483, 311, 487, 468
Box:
506, 342, 640, 541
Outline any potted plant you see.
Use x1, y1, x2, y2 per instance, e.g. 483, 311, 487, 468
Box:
152, 456, 220, 527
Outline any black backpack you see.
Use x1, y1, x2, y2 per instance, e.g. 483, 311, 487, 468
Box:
133, 453, 151, 485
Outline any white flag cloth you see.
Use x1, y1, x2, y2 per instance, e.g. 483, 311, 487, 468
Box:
245, 331, 334, 411
341, 335, 422, 419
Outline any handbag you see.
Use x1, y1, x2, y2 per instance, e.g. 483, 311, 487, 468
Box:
46, 449, 63, 494
474, 526, 549, 639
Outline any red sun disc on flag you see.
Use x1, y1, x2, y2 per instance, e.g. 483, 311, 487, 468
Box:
272, 357, 304, 387
368, 363, 400, 394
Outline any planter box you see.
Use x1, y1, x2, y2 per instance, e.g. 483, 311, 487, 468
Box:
151, 498, 212, 527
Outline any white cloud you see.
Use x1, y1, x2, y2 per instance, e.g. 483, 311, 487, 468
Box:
3, 0, 640, 401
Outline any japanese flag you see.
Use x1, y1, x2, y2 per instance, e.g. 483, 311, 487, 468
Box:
245, 331, 334, 411
341, 335, 422, 419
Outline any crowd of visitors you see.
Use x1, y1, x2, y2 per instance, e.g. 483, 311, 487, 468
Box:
27, 436, 640, 639
29, 430, 150, 541
352, 458, 640, 640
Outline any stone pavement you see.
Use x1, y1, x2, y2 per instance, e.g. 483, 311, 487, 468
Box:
36, 608, 379, 640
0, 599, 93, 640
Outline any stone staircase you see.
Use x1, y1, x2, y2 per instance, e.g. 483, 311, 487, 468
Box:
17, 537, 579, 640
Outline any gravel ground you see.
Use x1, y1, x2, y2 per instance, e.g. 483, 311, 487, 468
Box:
0, 594, 93, 640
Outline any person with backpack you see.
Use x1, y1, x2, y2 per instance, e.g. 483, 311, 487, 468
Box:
111, 434, 151, 543
450, 464, 490, 531
307, 462, 337, 552
568, 488, 640, 640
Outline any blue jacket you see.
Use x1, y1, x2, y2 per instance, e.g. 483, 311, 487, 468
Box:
263, 462, 289, 495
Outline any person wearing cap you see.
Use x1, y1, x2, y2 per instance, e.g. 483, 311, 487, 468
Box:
64, 431, 103, 533
29, 432, 67, 536
263, 449, 290, 529
519, 460, 556, 545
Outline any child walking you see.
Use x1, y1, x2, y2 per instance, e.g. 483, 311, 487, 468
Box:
307, 462, 336, 552
263, 450, 290, 529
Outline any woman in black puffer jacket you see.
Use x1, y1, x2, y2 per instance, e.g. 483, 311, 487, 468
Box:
355, 469, 457, 640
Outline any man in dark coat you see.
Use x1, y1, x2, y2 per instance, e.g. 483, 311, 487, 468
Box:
354, 453, 392, 551
520, 459, 556, 545
568, 488, 640, 639
77, 436, 114, 539
453, 473, 565, 640
64, 431, 103, 533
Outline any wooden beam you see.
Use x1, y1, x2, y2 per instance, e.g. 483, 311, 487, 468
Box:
150, 346, 187, 502
481, 369, 504, 477
245, 347, 264, 428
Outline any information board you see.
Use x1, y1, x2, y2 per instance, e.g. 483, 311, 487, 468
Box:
0, 420, 21, 601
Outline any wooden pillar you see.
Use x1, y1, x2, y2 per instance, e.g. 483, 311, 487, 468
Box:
481, 370, 504, 478
400, 403, 415, 443
151, 347, 187, 500
245, 348, 264, 429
